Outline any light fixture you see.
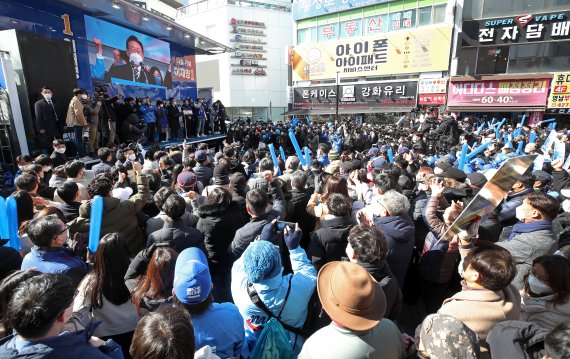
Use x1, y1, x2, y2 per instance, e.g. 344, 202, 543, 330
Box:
142, 15, 149, 21
112, 1, 121, 9
166, 25, 173, 30
184, 34, 191, 38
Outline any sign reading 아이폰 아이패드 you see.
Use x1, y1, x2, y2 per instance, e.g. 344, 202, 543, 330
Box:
293, 26, 452, 81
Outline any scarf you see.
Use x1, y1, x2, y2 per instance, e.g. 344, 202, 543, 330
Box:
508, 220, 552, 241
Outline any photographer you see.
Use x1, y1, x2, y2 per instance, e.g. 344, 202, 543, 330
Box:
99, 93, 120, 146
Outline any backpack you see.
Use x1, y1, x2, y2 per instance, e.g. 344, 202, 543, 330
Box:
249, 318, 295, 359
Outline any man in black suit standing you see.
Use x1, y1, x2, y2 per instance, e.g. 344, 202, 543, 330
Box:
106, 35, 155, 85
34, 86, 63, 153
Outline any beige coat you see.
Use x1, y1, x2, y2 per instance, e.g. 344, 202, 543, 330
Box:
438, 284, 521, 352
66, 96, 87, 127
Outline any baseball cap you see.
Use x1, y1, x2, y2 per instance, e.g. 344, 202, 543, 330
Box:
173, 248, 212, 305
196, 150, 207, 162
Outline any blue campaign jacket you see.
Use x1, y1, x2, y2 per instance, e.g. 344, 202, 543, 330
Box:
191, 302, 245, 358
21, 246, 88, 287
0, 325, 123, 359
231, 246, 317, 358
138, 104, 156, 124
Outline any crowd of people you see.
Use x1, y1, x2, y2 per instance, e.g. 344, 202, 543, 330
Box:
1, 109, 570, 359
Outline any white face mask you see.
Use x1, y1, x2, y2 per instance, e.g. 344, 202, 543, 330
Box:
527, 274, 553, 295
129, 52, 143, 65
43, 166, 52, 173
128, 153, 137, 161
55, 147, 66, 154
562, 200, 570, 213
81, 94, 88, 100
515, 205, 526, 222
43, 93, 52, 100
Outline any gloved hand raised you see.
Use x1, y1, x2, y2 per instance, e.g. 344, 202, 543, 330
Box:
283, 223, 302, 250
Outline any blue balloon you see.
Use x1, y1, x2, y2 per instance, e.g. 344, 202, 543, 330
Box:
88, 196, 104, 253
0, 198, 9, 241
6, 197, 19, 250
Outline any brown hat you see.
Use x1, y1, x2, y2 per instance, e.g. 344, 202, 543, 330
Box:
317, 261, 386, 331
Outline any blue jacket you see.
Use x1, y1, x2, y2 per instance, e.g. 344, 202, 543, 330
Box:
231, 246, 317, 358
373, 214, 415, 289
0, 326, 123, 359
191, 303, 245, 358
21, 246, 88, 287
138, 104, 156, 124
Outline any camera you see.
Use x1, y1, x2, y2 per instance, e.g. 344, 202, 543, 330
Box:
93, 83, 109, 102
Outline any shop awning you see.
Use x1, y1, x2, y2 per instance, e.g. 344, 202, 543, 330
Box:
283, 107, 414, 115
446, 106, 546, 113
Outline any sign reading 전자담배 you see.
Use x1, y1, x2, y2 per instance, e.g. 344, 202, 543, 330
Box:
293, 26, 452, 81
293, 81, 417, 110
447, 79, 551, 108
462, 11, 570, 45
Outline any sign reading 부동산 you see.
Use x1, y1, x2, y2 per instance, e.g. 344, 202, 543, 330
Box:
293, 80, 417, 110
462, 11, 570, 46
292, 26, 452, 81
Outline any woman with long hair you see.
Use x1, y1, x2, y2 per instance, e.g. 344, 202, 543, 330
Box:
129, 247, 178, 316
73, 233, 137, 358
520, 255, 570, 330
307, 175, 349, 228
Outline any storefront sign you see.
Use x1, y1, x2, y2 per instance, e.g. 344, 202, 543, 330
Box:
418, 78, 447, 94
293, 81, 417, 110
447, 79, 551, 107
230, 18, 267, 76
363, 14, 389, 36
462, 11, 570, 46
293, 0, 393, 21
419, 94, 446, 105
547, 72, 570, 109
293, 26, 452, 81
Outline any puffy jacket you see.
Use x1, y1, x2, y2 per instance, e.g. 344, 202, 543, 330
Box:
487, 320, 547, 359
372, 214, 415, 288
229, 180, 286, 259
308, 215, 354, 270
231, 246, 317, 358
196, 200, 248, 272
69, 175, 150, 256
285, 188, 315, 249
21, 246, 88, 288
147, 219, 206, 254
0, 324, 123, 359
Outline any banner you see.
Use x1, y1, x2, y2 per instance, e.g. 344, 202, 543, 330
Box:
418, 94, 446, 105
447, 79, 551, 108
293, 81, 417, 110
292, 26, 452, 81
418, 78, 447, 94
293, 0, 393, 21
547, 72, 570, 109
462, 11, 570, 46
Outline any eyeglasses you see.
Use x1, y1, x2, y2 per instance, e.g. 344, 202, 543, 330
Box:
53, 225, 70, 243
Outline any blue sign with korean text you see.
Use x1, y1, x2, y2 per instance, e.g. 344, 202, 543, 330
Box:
293, 0, 394, 21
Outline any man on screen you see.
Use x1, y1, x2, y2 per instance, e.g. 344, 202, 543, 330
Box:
107, 35, 155, 85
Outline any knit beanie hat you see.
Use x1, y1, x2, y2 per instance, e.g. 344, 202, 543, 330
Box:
213, 164, 230, 185
243, 240, 282, 283
328, 149, 339, 161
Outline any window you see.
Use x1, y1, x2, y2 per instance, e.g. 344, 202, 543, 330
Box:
508, 41, 570, 74
476, 46, 509, 75
432, 4, 446, 24
456, 47, 477, 76
418, 7, 432, 26
481, 0, 570, 19
297, 28, 308, 44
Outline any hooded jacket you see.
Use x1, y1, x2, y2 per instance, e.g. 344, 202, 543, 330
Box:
147, 219, 206, 254
372, 214, 415, 288
69, 175, 150, 256
231, 247, 317, 358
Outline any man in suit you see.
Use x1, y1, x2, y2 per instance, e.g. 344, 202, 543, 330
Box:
34, 86, 63, 153
107, 35, 155, 85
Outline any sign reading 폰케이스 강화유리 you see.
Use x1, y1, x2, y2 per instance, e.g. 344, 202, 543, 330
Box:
292, 26, 452, 81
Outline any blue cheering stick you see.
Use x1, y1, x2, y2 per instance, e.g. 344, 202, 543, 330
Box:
541, 118, 556, 125
6, 197, 19, 250
466, 141, 493, 161
0, 198, 9, 243
520, 114, 526, 127
476, 122, 486, 135
268, 144, 281, 175
88, 195, 104, 253
516, 141, 524, 155
387, 148, 394, 164
529, 132, 537, 143
288, 130, 307, 167
303, 146, 311, 167
279, 146, 286, 162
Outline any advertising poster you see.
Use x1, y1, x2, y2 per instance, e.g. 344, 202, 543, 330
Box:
84, 15, 196, 99
447, 79, 551, 108
547, 72, 570, 110
292, 26, 452, 81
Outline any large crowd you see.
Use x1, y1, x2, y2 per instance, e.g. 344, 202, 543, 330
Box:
0, 109, 569, 359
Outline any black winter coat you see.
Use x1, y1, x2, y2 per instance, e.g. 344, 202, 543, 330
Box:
197, 200, 247, 273
308, 215, 354, 270
147, 219, 206, 254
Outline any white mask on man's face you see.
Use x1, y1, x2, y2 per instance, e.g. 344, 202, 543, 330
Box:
128, 153, 137, 161
55, 147, 66, 154
81, 94, 88, 100
129, 52, 143, 65
43, 93, 52, 100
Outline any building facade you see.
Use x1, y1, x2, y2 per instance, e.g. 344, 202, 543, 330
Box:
290, 0, 455, 120
177, 0, 292, 121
